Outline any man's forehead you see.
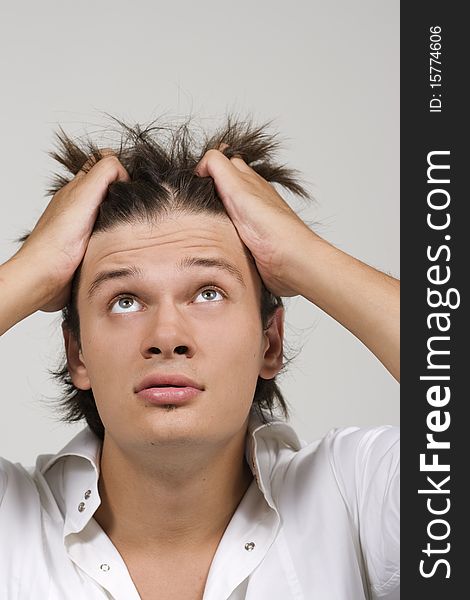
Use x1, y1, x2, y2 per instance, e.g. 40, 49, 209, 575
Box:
81, 213, 254, 275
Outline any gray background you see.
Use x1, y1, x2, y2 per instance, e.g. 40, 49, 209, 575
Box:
0, 0, 399, 466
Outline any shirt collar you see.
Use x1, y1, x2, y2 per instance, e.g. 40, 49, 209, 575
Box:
36, 407, 302, 539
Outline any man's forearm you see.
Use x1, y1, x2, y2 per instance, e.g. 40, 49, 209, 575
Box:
0, 253, 51, 336
288, 232, 400, 381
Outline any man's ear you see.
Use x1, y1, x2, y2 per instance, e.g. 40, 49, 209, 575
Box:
62, 322, 91, 390
259, 306, 284, 379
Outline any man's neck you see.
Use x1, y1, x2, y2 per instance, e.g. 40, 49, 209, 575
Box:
93, 425, 254, 554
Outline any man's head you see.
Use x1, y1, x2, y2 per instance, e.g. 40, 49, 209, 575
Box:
47, 115, 309, 440
63, 212, 285, 451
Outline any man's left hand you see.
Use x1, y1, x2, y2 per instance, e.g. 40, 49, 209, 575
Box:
195, 148, 315, 297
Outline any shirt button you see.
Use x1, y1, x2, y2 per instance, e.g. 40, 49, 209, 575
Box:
100, 564, 111, 572
244, 542, 255, 551
84, 489, 92, 499
78, 502, 86, 512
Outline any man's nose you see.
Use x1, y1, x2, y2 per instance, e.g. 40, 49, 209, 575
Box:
139, 304, 196, 359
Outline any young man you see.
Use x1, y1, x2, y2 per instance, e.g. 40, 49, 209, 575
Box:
0, 119, 399, 599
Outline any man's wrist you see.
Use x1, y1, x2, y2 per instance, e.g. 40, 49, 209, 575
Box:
285, 229, 340, 305
0, 252, 53, 331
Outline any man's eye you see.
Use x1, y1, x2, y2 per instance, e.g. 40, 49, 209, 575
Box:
194, 288, 224, 303
110, 296, 143, 313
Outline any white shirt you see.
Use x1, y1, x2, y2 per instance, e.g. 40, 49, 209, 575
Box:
0, 409, 399, 599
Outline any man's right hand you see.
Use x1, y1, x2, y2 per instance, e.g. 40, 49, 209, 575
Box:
15, 151, 129, 312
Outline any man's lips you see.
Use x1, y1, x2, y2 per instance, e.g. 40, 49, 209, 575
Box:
137, 386, 202, 404
135, 373, 204, 394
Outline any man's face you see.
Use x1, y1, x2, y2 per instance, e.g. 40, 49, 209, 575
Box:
66, 212, 283, 451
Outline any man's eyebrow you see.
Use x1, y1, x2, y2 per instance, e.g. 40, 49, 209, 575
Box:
87, 265, 145, 300
86, 257, 246, 300
177, 256, 246, 287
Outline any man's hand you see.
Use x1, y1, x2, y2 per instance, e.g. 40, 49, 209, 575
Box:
195, 148, 315, 297
15, 151, 130, 313
195, 147, 400, 381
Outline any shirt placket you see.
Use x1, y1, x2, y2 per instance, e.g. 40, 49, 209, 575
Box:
202, 450, 281, 600
62, 458, 141, 600
65, 520, 141, 600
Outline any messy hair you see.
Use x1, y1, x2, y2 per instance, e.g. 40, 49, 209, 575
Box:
21, 113, 310, 440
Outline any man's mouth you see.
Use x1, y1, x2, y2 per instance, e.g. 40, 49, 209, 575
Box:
136, 385, 202, 405
135, 373, 204, 393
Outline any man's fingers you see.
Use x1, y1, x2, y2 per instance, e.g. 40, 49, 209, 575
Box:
89, 154, 130, 185
195, 149, 237, 181
229, 155, 253, 175
52, 151, 131, 217
76, 149, 129, 183
215, 142, 250, 171
76, 153, 130, 196
76, 148, 113, 176
195, 149, 254, 190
